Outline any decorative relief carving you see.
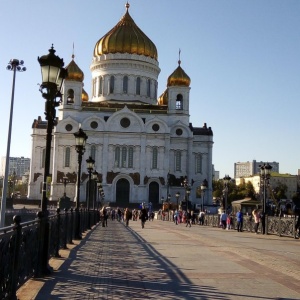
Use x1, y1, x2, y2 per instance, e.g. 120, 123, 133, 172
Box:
107, 171, 119, 184
129, 172, 140, 185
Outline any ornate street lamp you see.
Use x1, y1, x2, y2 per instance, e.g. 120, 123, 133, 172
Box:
63, 176, 68, 197
74, 127, 88, 239
175, 192, 180, 210
86, 156, 95, 228
260, 163, 272, 234
37, 45, 66, 276
201, 179, 208, 212
182, 176, 193, 211
0, 59, 26, 228
223, 175, 231, 213
92, 170, 98, 211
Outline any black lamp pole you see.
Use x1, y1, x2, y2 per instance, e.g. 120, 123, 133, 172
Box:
175, 192, 180, 210
86, 156, 95, 228
74, 127, 87, 239
201, 179, 208, 212
260, 163, 272, 234
37, 45, 66, 275
182, 177, 192, 211
0, 59, 26, 228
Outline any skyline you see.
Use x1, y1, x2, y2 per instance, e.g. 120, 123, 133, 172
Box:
1, 0, 299, 178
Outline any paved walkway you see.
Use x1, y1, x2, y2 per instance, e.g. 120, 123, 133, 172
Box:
17, 218, 300, 300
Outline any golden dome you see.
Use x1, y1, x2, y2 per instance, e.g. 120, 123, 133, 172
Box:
82, 88, 89, 102
158, 89, 168, 105
65, 55, 84, 82
167, 60, 191, 87
93, 3, 158, 60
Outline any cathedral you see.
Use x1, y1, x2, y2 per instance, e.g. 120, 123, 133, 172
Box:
28, 3, 214, 209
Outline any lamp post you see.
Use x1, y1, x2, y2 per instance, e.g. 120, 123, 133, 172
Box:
74, 127, 88, 239
175, 192, 180, 210
63, 176, 68, 197
86, 156, 95, 228
38, 45, 65, 213
182, 177, 192, 211
92, 170, 98, 211
37, 45, 66, 275
260, 163, 272, 234
223, 175, 231, 213
201, 179, 208, 212
97, 182, 102, 209
0, 59, 26, 228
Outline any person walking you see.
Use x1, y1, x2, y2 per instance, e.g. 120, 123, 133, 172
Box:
236, 209, 243, 232
186, 210, 192, 228
140, 206, 148, 229
198, 210, 205, 225
124, 208, 131, 227
252, 209, 261, 234
220, 211, 227, 229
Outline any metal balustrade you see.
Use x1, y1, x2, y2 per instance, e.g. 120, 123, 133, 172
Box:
0, 209, 100, 300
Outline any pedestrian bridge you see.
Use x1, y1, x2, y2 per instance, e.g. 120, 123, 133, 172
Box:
13, 217, 300, 299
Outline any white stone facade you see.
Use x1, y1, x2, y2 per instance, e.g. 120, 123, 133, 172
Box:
28, 6, 214, 209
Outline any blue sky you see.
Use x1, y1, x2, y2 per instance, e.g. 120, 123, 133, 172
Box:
0, 0, 299, 178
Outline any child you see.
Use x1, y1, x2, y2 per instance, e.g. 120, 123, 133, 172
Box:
226, 214, 232, 230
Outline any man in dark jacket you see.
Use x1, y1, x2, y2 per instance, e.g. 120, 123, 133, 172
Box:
236, 209, 243, 232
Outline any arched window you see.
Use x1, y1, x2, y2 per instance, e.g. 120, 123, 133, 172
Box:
67, 89, 74, 104
115, 147, 120, 167
98, 76, 103, 96
176, 94, 183, 110
65, 147, 70, 167
152, 147, 158, 169
175, 151, 181, 171
109, 76, 115, 94
147, 79, 151, 97
136, 77, 141, 95
91, 145, 96, 160
115, 146, 134, 168
122, 147, 127, 168
195, 154, 202, 173
154, 82, 157, 99
123, 76, 128, 93
128, 147, 133, 168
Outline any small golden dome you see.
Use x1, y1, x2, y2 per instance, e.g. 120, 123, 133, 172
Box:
167, 61, 191, 87
158, 89, 168, 105
93, 3, 158, 60
66, 55, 84, 82
82, 88, 89, 102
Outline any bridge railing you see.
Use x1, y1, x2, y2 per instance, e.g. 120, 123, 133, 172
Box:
157, 212, 298, 238
0, 208, 100, 300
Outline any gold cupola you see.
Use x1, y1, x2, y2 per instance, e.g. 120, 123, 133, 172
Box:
158, 89, 168, 105
82, 88, 89, 102
93, 2, 158, 60
65, 54, 84, 82
167, 60, 191, 87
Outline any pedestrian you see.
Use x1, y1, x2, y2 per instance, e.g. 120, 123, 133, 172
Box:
220, 211, 227, 229
101, 207, 108, 227
252, 209, 261, 234
186, 210, 192, 227
226, 214, 232, 230
236, 209, 243, 232
174, 210, 178, 225
198, 210, 205, 225
124, 208, 131, 227
140, 206, 148, 228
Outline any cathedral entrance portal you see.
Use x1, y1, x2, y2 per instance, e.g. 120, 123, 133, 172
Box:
116, 178, 130, 207
148, 182, 159, 209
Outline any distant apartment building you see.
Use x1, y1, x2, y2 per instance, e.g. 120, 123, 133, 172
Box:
236, 173, 297, 200
1, 156, 31, 177
234, 160, 279, 178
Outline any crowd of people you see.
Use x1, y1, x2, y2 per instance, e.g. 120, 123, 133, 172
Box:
98, 205, 300, 238
99, 206, 154, 229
